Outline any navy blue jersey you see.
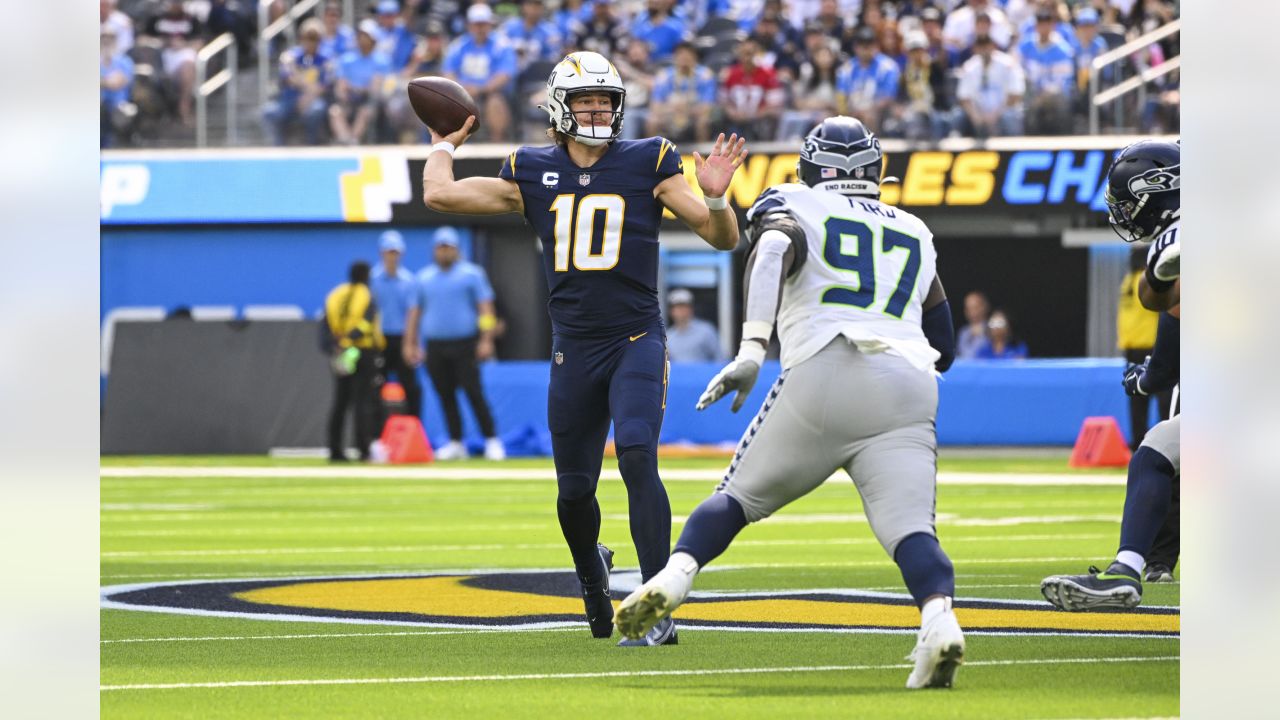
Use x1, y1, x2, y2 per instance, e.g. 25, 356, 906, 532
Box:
499, 137, 685, 338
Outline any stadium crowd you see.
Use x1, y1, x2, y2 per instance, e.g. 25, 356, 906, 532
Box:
101, 0, 1179, 148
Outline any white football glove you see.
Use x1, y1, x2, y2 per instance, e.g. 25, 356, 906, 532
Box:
1147, 231, 1180, 281
696, 342, 766, 412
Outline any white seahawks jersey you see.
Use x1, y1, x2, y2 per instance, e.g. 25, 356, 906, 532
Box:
748, 184, 940, 373
1147, 220, 1181, 280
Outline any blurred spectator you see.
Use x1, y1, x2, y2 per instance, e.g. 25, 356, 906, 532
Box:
387, 21, 448, 142
1016, 1, 1077, 47
615, 41, 657, 139
720, 34, 784, 139
975, 309, 1028, 359
1018, 8, 1076, 134
943, 0, 1013, 52
555, 0, 593, 46
749, 12, 802, 82
500, 0, 563, 66
319, 1, 355, 60
100, 0, 134, 55
895, 30, 954, 140
371, 230, 425, 427
956, 34, 1025, 137
145, 0, 202, 125
631, 0, 690, 64
442, 3, 517, 141
836, 26, 900, 135
776, 40, 840, 140
878, 18, 904, 64
207, 0, 256, 61
411, 0, 467, 34
811, 0, 851, 54
1117, 246, 1171, 450
918, 6, 961, 68
1070, 6, 1110, 97
571, 0, 629, 59
956, 290, 991, 359
101, 26, 136, 148
322, 260, 385, 463
648, 40, 717, 142
666, 288, 722, 362
330, 20, 391, 145
374, 0, 421, 71
405, 228, 505, 462
263, 19, 334, 146
786, 0, 860, 35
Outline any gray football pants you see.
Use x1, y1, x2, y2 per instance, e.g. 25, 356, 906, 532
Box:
1141, 414, 1180, 472
717, 338, 940, 557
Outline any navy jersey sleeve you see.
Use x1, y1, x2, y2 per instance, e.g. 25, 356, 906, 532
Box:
653, 137, 684, 181
746, 187, 786, 222
497, 148, 519, 182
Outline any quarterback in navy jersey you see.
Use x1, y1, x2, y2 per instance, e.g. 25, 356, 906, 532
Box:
422, 50, 747, 646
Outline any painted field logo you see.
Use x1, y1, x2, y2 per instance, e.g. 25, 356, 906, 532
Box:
101, 570, 1178, 638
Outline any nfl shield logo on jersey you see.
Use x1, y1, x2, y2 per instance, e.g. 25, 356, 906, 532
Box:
578, 173, 592, 186
554, 351, 564, 365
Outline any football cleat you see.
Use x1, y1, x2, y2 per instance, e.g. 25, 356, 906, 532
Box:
905, 602, 965, 689
615, 562, 695, 641
582, 543, 615, 639
1144, 563, 1175, 583
1041, 562, 1143, 611
616, 616, 679, 647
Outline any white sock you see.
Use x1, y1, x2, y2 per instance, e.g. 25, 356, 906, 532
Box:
1115, 551, 1144, 576
657, 552, 700, 604
920, 596, 952, 627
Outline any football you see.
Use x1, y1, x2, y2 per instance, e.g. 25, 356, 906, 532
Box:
406, 76, 480, 137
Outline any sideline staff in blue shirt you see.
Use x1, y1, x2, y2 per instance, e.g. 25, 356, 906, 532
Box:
370, 230, 423, 421
405, 228, 505, 460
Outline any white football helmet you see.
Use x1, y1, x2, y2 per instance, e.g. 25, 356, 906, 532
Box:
542, 51, 626, 146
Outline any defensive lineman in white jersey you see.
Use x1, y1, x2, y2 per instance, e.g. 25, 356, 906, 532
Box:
615, 117, 966, 689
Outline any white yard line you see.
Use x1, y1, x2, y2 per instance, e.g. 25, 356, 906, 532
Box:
100, 533, 1113, 559
101, 466, 1124, 485
99, 655, 1177, 691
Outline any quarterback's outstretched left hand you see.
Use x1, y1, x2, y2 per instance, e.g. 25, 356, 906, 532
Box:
696, 358, 760, 412
693, 133, 748, 200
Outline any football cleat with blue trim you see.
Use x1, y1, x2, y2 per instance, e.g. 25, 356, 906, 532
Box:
1041, 562, 1143, 611
616, 616, 679, 647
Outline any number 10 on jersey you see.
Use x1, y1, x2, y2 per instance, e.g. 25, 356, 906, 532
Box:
550, 194, 626, 271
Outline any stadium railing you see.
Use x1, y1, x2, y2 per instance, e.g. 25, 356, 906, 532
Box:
195, 33, 239, 148
1089, 20, 1180, 135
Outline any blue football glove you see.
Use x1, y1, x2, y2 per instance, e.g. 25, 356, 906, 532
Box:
1122, 356, 1150, 397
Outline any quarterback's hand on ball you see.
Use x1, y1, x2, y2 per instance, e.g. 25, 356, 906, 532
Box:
1146, 232, 1180, 282
1122, 356, 1150, 397
430, 116, 477, 148
696, 358, 761, 412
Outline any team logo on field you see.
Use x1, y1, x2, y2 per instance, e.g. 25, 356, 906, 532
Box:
100, 570, 1179, 638
554, 351, 564, 365
578, 173, 592, 186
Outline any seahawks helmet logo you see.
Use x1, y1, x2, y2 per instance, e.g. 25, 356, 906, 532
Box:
1128, 165, 1180, 195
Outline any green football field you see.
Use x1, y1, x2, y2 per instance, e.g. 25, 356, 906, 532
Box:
100, 454, 1179, 718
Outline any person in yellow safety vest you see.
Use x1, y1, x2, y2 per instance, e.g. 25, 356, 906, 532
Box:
321, 260, 386, 462
1116, 247, 1171, 451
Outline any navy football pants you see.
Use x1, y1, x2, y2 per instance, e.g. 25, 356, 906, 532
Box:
548, 326, 671, 582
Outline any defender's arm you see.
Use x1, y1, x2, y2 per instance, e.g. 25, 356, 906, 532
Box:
921, 275, 956, 372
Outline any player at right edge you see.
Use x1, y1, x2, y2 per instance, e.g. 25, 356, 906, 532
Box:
616, 116, 966, 689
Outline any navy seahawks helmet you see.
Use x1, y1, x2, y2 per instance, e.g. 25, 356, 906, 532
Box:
797, 116, 883, 197
1104, 140, 1180, 243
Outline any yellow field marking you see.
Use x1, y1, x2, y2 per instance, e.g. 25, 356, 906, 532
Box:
234, 576, 1178, 634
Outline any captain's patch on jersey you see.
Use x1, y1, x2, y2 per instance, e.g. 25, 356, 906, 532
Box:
102, 570, 1178, 638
